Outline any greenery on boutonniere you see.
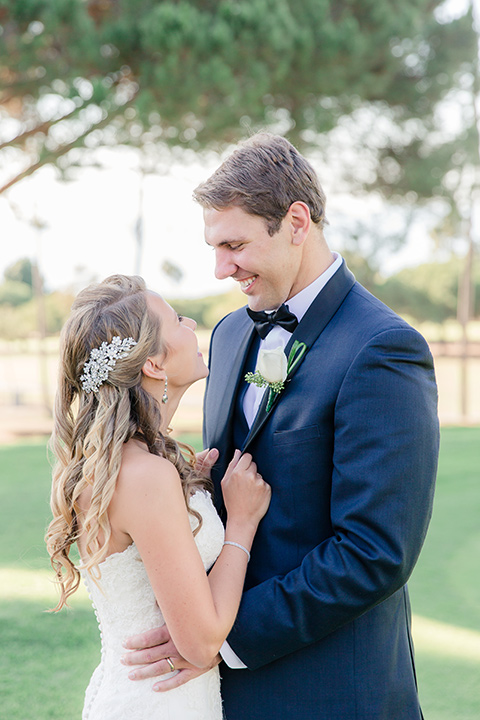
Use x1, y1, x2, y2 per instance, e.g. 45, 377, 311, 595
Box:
245, 340, 308, 412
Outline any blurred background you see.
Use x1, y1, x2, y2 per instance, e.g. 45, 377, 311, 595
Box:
0, 1, 479, 718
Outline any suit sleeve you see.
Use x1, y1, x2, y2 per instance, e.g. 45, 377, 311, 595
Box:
226, 327, 439, 669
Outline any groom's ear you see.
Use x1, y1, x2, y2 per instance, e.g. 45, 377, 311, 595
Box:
142, 356, 166, 381
288, 201, 311, 246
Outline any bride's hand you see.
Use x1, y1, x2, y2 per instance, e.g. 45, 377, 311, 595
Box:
221, 450, 271, 529
195, 447, 219, 478
122, 625, 220, 691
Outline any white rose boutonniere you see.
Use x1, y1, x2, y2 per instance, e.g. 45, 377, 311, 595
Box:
257, 346, 288, 386
245, 340, 307, 412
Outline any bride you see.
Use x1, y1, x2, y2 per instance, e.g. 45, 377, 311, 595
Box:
45, 274, 271, 719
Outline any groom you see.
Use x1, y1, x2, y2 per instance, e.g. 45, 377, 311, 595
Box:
125, 134, 439, 719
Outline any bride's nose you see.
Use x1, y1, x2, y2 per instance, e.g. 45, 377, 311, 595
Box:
185, 317, 197, 331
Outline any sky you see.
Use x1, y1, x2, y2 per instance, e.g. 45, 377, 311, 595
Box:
0, 145, 445, 300
0, 0, 476, 299
1, 148, 232, 298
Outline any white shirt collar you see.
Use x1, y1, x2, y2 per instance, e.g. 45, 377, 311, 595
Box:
243, 252, 344, 426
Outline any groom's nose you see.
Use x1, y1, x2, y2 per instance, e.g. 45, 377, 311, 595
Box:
214, 248, 237, 280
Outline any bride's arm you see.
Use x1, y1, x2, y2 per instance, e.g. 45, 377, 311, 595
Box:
111, 450, 270, 670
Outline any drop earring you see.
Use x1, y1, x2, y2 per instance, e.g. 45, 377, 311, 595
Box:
162, 376, 168, 404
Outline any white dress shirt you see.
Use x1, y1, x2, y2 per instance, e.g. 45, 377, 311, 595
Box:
221, 252, 343, 669
243, 252, 342, 426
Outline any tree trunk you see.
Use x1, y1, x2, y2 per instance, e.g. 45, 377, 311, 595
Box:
456, 225, 474, 422
32, 259, 51, 417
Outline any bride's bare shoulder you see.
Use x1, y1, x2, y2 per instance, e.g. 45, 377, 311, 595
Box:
117, 438, 181, 496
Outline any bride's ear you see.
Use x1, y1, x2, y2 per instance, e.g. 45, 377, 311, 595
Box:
141, 356, 166, 381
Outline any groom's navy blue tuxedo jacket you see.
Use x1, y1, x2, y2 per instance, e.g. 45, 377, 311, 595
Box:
203, 261, 439, 720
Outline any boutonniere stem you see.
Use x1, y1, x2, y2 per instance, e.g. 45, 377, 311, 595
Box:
245, 340, 308, 412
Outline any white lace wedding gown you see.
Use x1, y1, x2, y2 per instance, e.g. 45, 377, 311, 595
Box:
81, 490, 225, 720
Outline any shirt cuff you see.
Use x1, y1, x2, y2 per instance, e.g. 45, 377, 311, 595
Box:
220, 641, 247, 669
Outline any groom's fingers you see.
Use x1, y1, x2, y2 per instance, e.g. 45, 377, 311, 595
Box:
122, 641, 176, 669
153, 655, 221, 692
127, 657, 182, 681
153, 667, 206, 692
122, 625, 170, 651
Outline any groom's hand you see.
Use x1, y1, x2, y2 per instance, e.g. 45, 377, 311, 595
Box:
121, 625, 221, 692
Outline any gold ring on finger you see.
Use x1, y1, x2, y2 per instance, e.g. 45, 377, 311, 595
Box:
166, 656, 175, 672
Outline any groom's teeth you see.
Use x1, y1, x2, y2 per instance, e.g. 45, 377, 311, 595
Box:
239, 276, 257, 290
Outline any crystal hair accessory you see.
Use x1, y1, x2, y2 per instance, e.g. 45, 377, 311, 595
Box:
80, 336, 137, 394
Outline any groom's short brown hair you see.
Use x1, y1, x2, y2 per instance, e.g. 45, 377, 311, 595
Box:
193, 133, 328, 236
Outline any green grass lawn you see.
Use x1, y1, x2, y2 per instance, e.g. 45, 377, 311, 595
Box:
408, 426, 480, 719
0, 429, 479, 719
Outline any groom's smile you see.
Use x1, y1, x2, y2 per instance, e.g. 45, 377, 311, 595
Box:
203, 206, 305, 312
238, 275, 258, 292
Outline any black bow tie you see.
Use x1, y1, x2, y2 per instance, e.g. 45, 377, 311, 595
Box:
247, 304, 298, 339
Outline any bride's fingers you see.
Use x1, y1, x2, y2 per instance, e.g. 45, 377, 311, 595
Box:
127, 657, 182, 681
196, 447, 219, 471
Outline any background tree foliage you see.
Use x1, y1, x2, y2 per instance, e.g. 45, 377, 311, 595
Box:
0, 258, 34, 306
0, 0, 476, 196
377, 258, 480, 323
0, 258, 72, 337
0, 0, 478, 336
0, 256, 477, 340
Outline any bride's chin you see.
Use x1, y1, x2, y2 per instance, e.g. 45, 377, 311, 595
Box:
188, 366, 209, 386
196, 360, 209, 379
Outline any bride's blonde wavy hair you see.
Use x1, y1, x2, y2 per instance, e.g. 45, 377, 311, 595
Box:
45, 274, 211, 611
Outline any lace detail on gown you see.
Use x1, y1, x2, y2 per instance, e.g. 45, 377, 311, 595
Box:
81, 490, 225, 720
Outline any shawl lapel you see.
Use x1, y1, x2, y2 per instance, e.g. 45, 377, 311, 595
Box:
242, 261, 355, 453
206, 311, 257, 462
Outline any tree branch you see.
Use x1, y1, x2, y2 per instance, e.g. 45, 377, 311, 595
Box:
0, 103, 85, 151
0, 95, 137, 195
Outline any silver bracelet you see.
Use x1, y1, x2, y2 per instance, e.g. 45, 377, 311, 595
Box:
223, 541, 251, 562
